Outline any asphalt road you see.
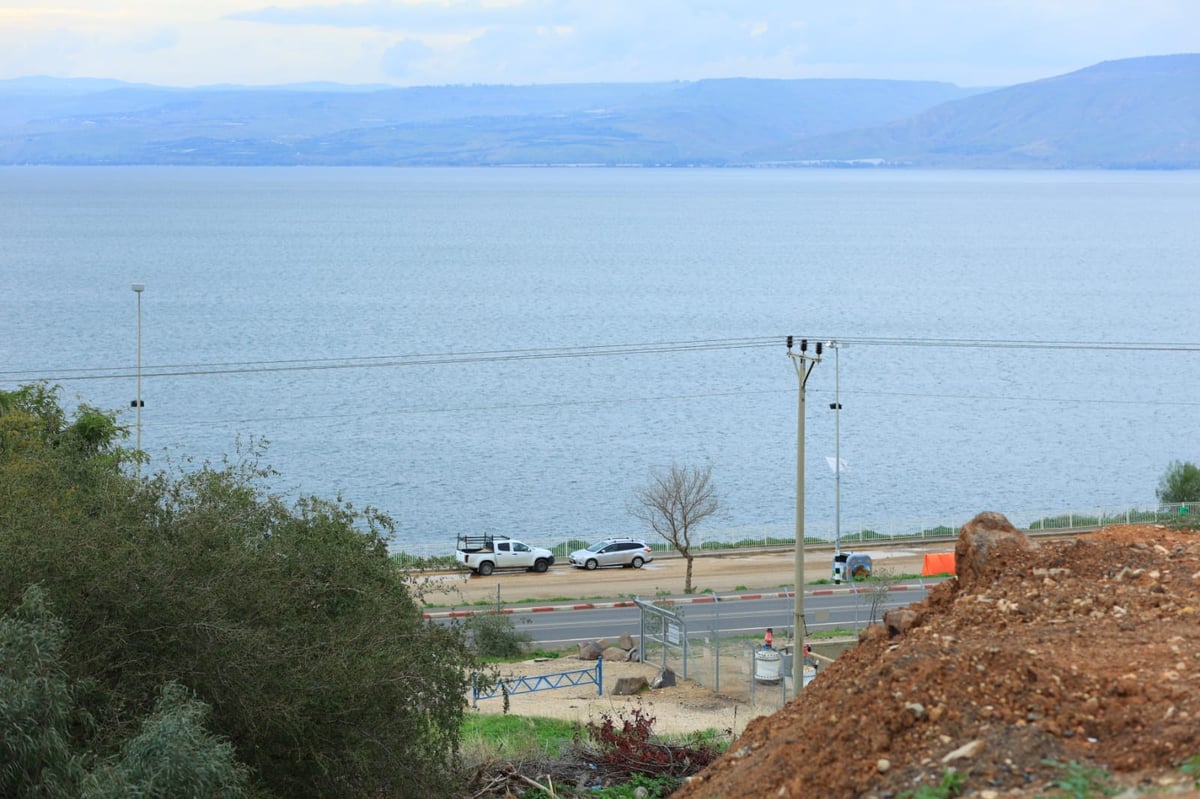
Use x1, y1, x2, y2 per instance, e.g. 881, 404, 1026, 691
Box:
496, 580, 941, 647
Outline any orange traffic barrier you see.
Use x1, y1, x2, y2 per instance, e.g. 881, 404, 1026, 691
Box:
922, 552, 956, 576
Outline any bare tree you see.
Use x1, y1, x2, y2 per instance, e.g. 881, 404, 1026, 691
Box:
630, 464, 719, 594
864, 566, 899, 625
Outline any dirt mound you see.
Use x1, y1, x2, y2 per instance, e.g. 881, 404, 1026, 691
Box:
674, 519, 1200, 798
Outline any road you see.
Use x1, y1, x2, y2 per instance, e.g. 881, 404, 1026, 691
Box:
499, 580, 940, 646
422, 543, 954, 646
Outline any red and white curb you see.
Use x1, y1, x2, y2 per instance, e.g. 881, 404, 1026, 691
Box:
423, 581, 940, 620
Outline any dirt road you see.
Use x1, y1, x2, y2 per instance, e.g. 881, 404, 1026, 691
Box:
421, 544, 948, 608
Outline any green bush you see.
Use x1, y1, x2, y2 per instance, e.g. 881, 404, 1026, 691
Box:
465, 611, 533, 659
1, 586, 247, 799
1158, 460, 1200, 504
0, 384, 474, 799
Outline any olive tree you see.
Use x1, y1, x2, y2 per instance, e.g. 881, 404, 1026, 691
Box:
1156, 460, 1200, 504
630, 464, 719, 594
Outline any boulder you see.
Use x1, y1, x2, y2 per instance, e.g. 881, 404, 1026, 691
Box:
613, 676, 649, 695
601, 646, 630, 662
617, 631, 636, 650
577, 641, 603, 661
883, 607, 920, 637
955, 511, 1033, 591
651, 667, 676, 688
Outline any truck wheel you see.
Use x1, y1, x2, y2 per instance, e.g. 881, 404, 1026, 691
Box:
585, 559, 598, 571
533, 558, 549, 573
477, 561, 494, 576
631, 556, 645, 569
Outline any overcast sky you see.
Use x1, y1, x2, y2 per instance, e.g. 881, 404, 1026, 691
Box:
2, 1, 1198, 89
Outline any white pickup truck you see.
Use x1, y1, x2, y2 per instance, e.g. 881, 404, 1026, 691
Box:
455, 534, 556, 576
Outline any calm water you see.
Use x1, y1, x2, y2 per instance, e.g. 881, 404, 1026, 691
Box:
2, 167, 1198, 553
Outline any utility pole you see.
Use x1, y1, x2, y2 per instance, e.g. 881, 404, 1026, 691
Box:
787, 336, 820, 691
829, 341, 843, 556
132, 283, 144, 474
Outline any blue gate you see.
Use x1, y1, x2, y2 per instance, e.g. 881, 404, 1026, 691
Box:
472, 660, 603, 706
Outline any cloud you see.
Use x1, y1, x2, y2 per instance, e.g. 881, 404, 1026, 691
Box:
382, 37, 434, 78
2, 0, 1198, 88
225, 0, 571, 33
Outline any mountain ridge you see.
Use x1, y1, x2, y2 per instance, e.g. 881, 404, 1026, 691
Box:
0, 54, 1195, 168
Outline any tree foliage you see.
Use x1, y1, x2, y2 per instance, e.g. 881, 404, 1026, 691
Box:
1157, 460, 1200, 504
0, 586, 247, 799
0, 586, 85, 798
630, 464, 719, 594
0, 384, 474, 798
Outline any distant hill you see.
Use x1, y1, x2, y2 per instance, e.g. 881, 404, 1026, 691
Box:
0, 54, 1195, 168
771, 53, 1200, 168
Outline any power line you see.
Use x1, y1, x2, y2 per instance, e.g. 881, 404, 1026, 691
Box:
0, 337, 779, 383
2, 335, 1197, 387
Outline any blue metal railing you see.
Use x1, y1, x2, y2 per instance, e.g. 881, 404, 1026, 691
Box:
471, 660, 603, 706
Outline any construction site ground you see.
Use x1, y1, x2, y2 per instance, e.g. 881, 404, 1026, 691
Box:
449, 524, 1200, 797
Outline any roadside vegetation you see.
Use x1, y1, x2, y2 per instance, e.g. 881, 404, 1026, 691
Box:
465, 706, 728, 798
0, 384, 473, 798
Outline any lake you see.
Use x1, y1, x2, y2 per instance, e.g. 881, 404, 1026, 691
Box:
2, 167, 1197, 554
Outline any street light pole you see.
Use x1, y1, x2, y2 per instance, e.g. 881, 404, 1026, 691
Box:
830, 341, 843, 556
131, 283, 144, 470
786, 336, 821, 692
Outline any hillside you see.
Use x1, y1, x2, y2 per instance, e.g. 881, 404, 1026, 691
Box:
1, 54, 1195, 167
0, 77, 978, 166
780, 53, 1200, 168
674, 515, 1200, 798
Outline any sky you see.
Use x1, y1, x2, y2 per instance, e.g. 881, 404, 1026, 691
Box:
2, 1, 1199, 89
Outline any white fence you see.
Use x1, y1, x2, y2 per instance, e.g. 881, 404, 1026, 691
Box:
389, 502, 1197, 562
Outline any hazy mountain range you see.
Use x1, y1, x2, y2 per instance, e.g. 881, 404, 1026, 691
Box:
1, 53, 1196, 168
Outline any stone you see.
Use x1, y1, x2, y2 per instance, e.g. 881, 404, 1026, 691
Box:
651, 667, 676, 688
618, 631, 635, 650
941, 739, 985, 763
955, 511, 1032, 590
884, 608, 920, 636
577, 641, 603, 661
613, 676, 649, 695
601, 646, 630, 662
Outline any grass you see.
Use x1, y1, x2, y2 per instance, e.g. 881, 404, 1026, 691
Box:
461, 714, 580, 763
898, 768, 965, 799
1041, 760, 1118, 798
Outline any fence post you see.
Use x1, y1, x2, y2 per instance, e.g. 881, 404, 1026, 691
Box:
714, 596, 721, 693
638, 597, 645, 665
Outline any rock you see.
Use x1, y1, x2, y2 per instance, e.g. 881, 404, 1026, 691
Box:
577, 641, 603, 661
618, 631, 635, 650
877, 759, 891, 773
884, 608, 920, 636
955, 511, 1032, 590
651, 667, 676, 688
941, 739, 985, 763
613, 676, 649, 695
601, 646, 630, 662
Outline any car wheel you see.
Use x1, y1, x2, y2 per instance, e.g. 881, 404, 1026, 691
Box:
477, 561, 494, 576
533, 558, 549, 573
631, 556, 645, 569
585, 559, 598, 570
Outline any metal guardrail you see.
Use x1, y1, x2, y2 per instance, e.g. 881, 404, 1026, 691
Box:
470, 661, 603, 706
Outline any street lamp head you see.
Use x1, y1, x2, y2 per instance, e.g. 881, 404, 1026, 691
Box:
132, 283, 144, 293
